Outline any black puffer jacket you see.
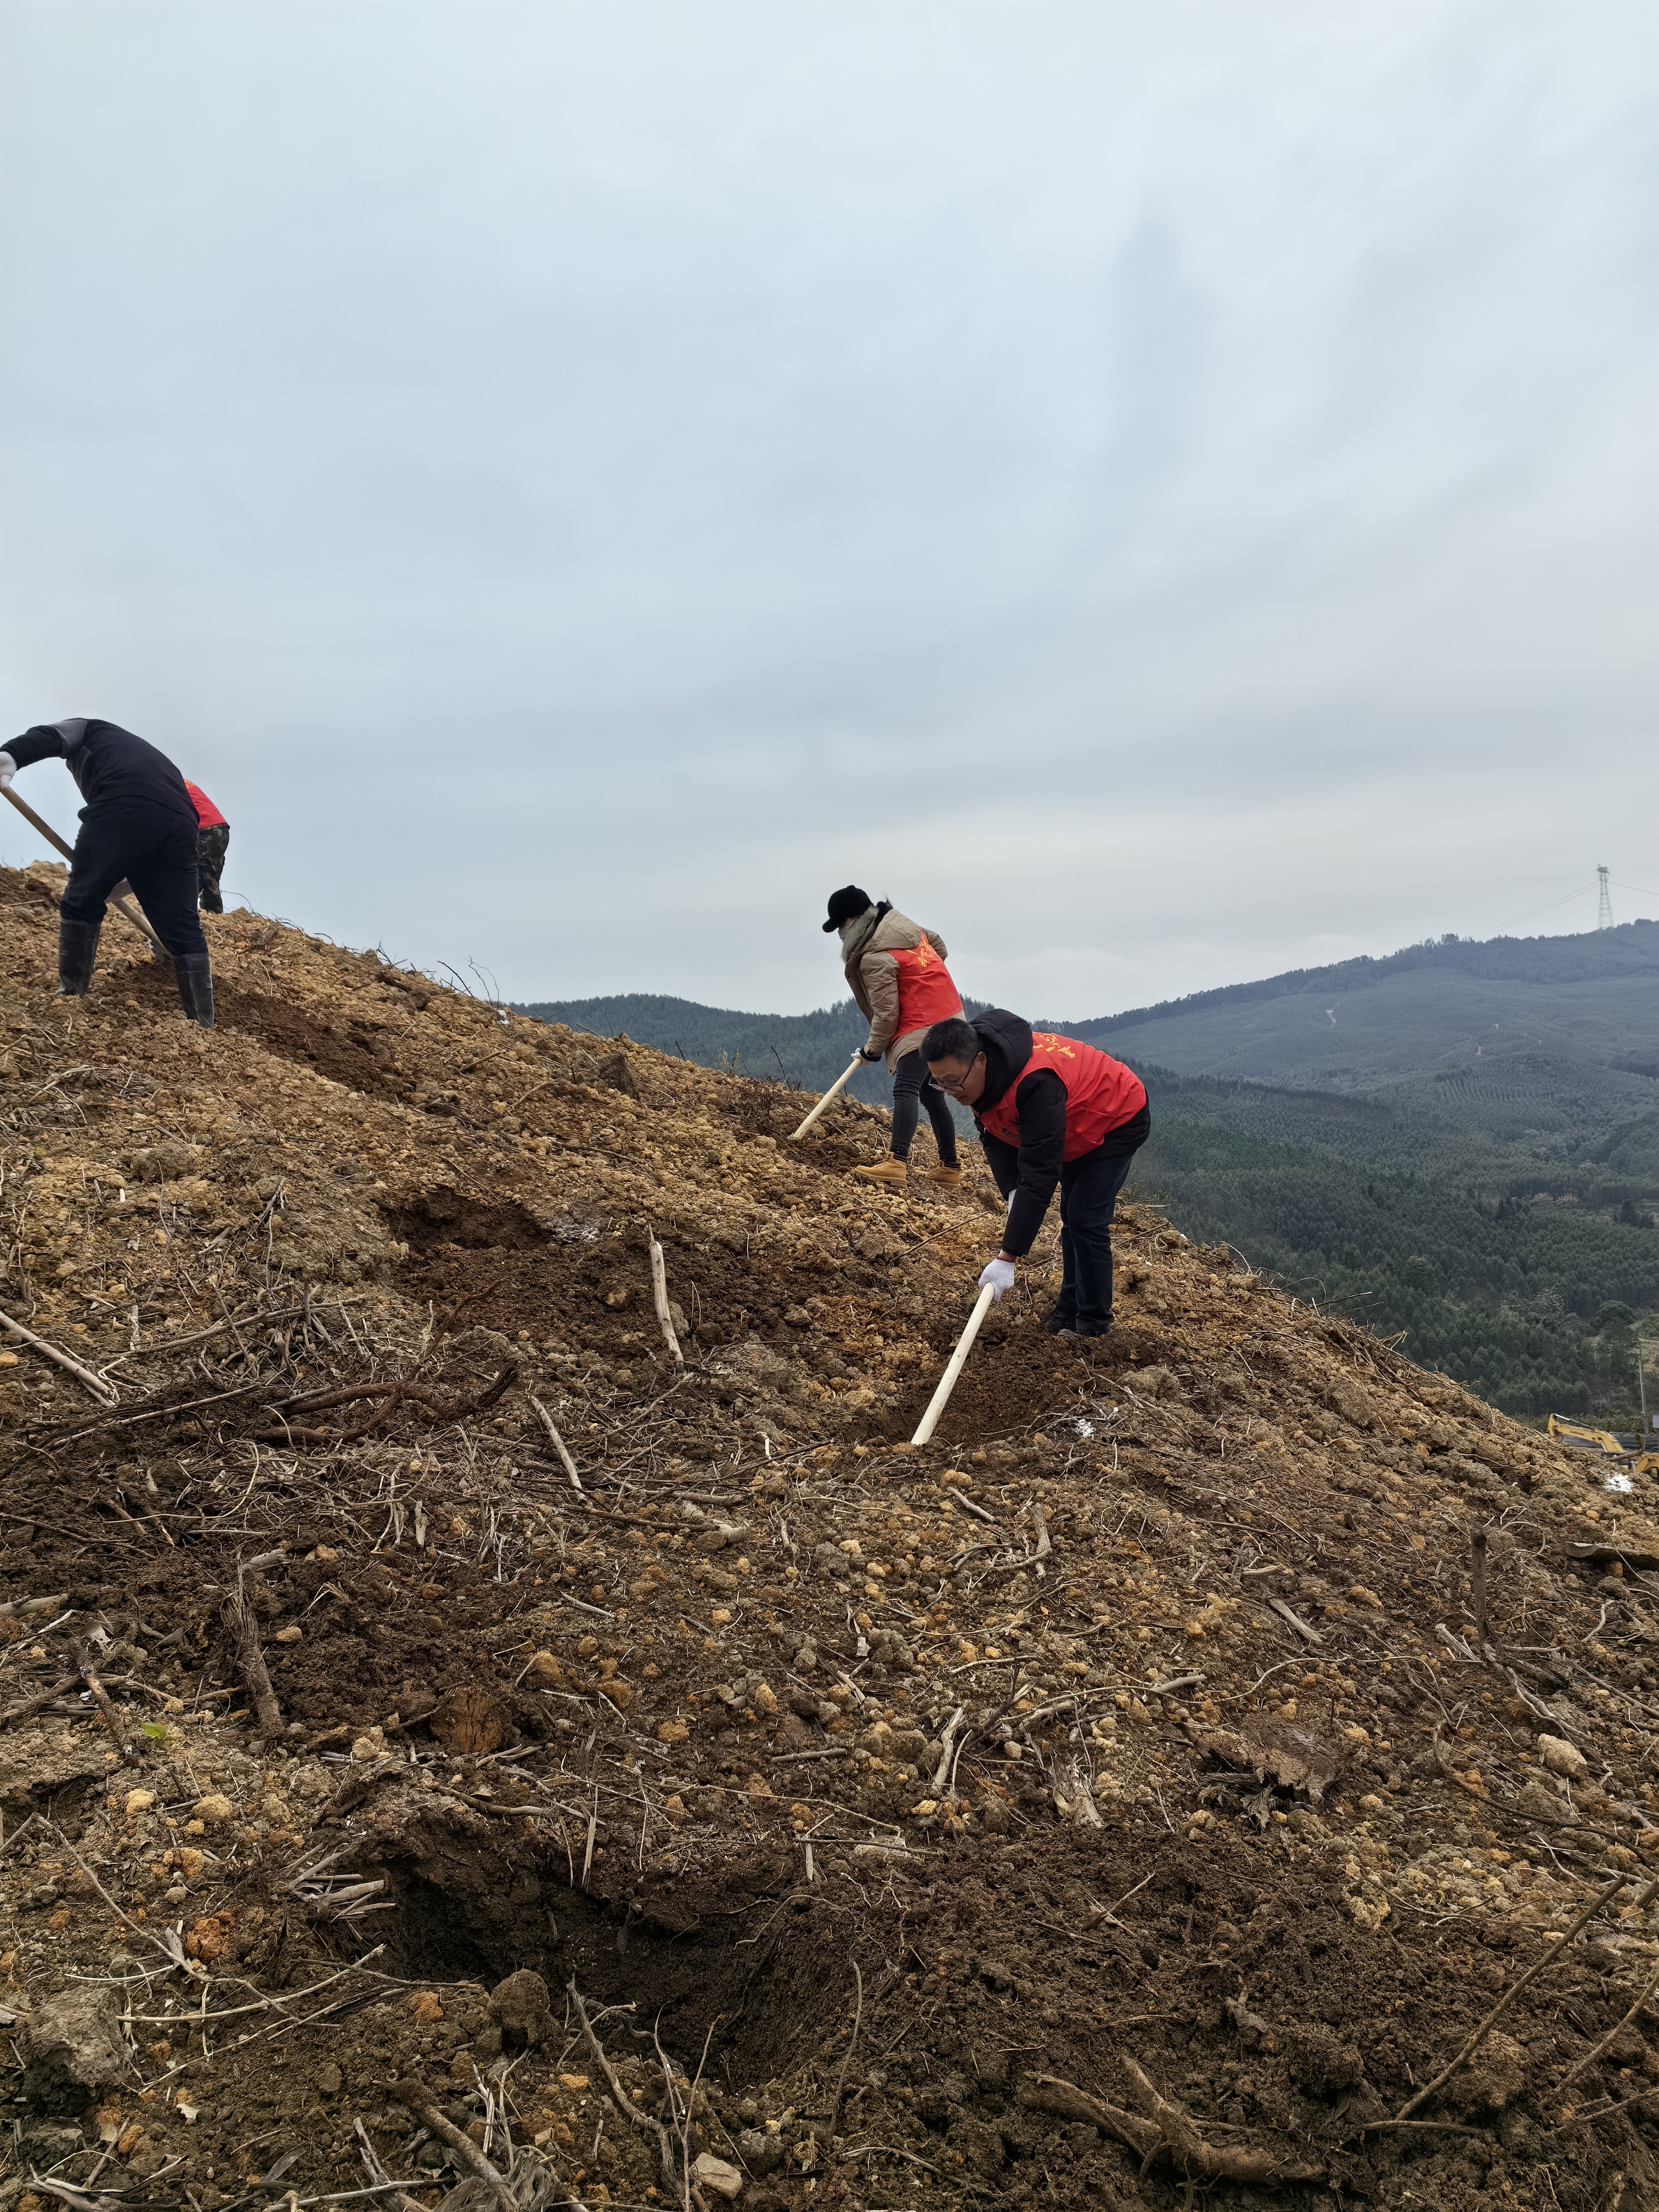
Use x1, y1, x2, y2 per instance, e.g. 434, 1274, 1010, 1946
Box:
7, 719, 195, 826
959, 1008, 1061, 1256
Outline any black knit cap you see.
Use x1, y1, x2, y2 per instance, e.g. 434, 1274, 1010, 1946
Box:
822, 885, 873, 934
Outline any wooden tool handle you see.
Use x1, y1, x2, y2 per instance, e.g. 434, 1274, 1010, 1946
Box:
3, 783, 73, 862
789, 1051, 865, 1141
911, 1282, 997, 1446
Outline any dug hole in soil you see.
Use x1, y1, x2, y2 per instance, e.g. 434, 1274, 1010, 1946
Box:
0, 868, 1654, 2209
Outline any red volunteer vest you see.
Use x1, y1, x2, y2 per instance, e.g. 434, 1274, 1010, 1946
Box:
891, 936, 962, 1037
977, 1031, 1146, 1161
184, 780, 226, 830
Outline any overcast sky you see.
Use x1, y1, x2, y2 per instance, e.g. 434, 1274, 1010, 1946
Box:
2, 3, 1655, 1019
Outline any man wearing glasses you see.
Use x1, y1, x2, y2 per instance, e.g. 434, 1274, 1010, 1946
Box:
923, 1010, 1149, 1339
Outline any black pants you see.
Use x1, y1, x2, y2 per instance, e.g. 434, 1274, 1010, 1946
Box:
197, 823, 230, 912
1053, 1107, 1150, 1332
62, 805, 208, 963
891, 1049, 958, 1164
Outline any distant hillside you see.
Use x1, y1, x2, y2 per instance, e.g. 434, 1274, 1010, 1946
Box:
1063, 920, 1659, 1135
518, 924, 1659, 1419
1081, 919, 1659, 1040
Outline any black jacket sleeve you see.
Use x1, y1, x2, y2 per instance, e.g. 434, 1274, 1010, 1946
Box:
979, 1131, 1020, 1203
6, 727, 69, 771
997, 1068, 1067, 1257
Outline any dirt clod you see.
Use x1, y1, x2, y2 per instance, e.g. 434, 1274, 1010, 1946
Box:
22, 1987, 126, 2108
488, 1968, 551, 2047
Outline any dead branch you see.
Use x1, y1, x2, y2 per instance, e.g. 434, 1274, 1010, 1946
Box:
225, 1568, 283, 1737
0, 1675, 77, 1730
45, 1377, 273, 1450
353, 2116, 429, 2212
1547, 2083, 1659, 2134
281, 1362, 517, 1424
0, 1303, 117, 1404
530, 1394, 583, 1490
566, 1975, 685, 2201
1394, 1864, 1643, 2122
929, 1705, 966, 1791
648, 1232, 684, 1367
650, 2011, 707, 2212
43, 1822, 188, 1974
1020, 2065, 1324, 2184
386, 2081, 516, 2212
1560, 1952, 1659, 2093
1267, 1595, 1323, 1645
73, 1644, 127, 1749
827, 1961, 864, 2133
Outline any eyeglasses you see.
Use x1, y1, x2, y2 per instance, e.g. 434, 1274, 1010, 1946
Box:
932, 1062, 978, 1099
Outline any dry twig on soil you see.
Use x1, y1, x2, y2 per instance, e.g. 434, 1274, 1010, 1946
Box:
352, 2115, 428, 2212
529, 1395, 582, 1491
73, 1643, 126, 1748
1559, 1952, 1659, 2093
826, 1960, 863, 2133
1021, 2062, 1324, 2184
225, 1565, 283, 1737
0, 1303, 118, 1403
565, 1975, 693, 2206
0, 1674, 77, 1730
648, 1232, 684, 1368
387, 2080, 517, 2212
1393, 1864, 1647, 2122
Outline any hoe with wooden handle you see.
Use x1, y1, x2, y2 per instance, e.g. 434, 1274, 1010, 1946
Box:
788, 1050, 863, 1141
911, 1282, 996, 1447
3, 785, 168, 956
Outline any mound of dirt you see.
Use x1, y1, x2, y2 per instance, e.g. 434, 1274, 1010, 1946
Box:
0, 871, 1655, 2209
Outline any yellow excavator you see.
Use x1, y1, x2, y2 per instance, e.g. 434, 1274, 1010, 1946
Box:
1549, 1413, 1659, 1478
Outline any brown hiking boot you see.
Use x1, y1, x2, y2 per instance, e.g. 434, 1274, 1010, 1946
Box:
918, 1165, 962, 1188
852, 1159, 908, 1186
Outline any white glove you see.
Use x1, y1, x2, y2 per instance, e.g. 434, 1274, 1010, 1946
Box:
0, 753, 15, 790
979, 1256, 1016, 1300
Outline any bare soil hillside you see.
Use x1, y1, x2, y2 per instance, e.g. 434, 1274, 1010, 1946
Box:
0, 864, 1657, 2211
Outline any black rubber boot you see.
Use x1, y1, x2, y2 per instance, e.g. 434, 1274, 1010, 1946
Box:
175, 954, 215, 1028
56, 916, 102, 997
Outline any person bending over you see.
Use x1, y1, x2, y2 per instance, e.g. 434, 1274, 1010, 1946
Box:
0, 718, 215, 1026
925, 1009, 1148, 1336
823, 884, 963, 1188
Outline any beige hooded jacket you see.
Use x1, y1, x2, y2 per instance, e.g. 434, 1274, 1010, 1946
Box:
838, 904, 955, 1071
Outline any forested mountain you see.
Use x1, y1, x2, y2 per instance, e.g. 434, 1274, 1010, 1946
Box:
1133, 1088, 1659, 1417
517, 923, 1659, 1419
1070, 919, 1659, 1114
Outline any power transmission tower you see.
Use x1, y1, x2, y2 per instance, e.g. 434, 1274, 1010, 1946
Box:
1597, 866, 1614, 930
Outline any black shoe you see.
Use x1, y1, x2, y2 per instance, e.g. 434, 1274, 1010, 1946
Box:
1044, 1307, 1077, 1336
56, 916, 102, 996
175, 955, 215, 1028
1057, 1323, 1111, 1340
